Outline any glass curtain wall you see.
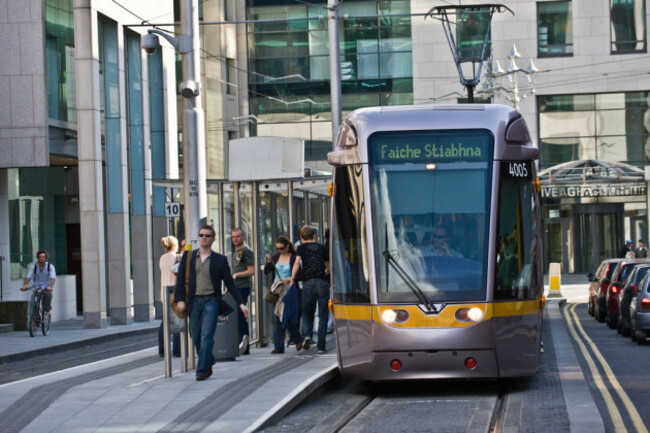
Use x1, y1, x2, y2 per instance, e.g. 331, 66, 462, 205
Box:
537, 1, 573, 57
538, 92, 650, 168
610, 0, 647, 53
45, 0, 77, 123
247, 0, 413, 161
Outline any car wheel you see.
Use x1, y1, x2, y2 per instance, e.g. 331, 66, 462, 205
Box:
631, 330, 638, 342
588, 299, 594, 316
597, 307, 606, 323
609, 315, 617, 329
636, 331, 647, 345
617, 320, 623, 334
622, 325, 631, 337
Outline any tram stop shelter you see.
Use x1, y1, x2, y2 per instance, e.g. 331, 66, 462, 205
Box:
154, 137, 331, 349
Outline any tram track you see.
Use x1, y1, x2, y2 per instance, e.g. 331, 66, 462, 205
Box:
0, 332, 157, 384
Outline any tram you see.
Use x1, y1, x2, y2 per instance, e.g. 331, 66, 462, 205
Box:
328, 104, 544, 381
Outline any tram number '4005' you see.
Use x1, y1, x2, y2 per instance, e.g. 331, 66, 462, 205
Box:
507, 162, 530, 178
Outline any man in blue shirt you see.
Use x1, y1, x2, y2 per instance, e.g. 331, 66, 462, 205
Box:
21, 250, 56, 316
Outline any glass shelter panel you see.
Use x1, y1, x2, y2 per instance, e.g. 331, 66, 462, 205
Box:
368, 130, 493, 303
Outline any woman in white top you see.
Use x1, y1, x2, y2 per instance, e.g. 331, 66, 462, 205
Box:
159, 236, 180, 299
159, 235, 180, 356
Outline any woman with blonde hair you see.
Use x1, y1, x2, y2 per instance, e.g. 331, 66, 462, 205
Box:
159, 235, 181, 357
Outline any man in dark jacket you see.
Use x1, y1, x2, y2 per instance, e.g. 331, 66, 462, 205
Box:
174, 225, 250, 381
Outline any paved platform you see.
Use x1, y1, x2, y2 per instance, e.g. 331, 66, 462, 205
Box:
0, 275, 603, 433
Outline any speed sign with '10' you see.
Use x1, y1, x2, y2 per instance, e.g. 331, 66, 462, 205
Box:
165, 202, 181, 218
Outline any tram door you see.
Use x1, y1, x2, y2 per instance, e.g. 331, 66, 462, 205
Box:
573, 204, 623, 273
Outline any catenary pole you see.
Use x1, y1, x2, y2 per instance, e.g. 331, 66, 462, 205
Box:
182, 0, 208, 250
328, 0, 342, 144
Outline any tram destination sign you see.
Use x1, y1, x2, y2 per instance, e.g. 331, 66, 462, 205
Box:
370, 130, 491, 164
541, 183, 646, 198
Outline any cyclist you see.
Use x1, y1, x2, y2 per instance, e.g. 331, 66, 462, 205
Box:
21, 250, 56, 317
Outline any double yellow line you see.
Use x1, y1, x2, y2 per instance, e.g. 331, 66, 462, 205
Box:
563, 303, 647, 433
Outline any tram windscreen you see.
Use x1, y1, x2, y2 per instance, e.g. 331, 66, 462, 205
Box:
369, 129, 493, 303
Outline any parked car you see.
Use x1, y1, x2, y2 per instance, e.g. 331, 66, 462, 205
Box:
587, 259, 623, 321
629, 273, 650, 344
617, 264, 650, 337
604, 259, 650, 328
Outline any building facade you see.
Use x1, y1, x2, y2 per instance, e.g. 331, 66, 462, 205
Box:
244, 0, 650, 273
1, 0, 649, 329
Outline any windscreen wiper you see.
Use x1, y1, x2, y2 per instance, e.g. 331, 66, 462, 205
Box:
382, 244, 437, 313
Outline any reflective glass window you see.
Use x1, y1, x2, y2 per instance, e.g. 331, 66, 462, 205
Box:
495, 163, 539, 299
45, 0, 76, 123
332, 166, 370, 303
537, 1, 573, 57
611, 0, 647, 53
369, 130, 493, 303
539, 91, 650, 168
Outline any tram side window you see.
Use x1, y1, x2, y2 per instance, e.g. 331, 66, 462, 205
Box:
332, 165, 370, 303
495, 169, 538, 300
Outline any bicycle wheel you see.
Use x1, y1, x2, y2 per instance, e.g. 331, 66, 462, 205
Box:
28, 302, 38, 337
41, 303, 51, 336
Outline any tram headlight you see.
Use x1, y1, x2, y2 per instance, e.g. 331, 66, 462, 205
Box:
381, 309, 409, 324
455, 307, 484, 323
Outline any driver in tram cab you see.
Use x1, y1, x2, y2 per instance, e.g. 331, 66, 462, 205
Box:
432, 225, 462, 257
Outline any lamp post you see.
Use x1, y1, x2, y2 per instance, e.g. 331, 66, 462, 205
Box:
143, 0, 207, 250
478, 44, 538, 110
427, 4, 514, 103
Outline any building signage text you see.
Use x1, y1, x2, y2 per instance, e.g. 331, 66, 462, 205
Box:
541, 183, 646, 198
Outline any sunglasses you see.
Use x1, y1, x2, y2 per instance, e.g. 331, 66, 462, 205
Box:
198, 233, 213, 238
276, 245, 287, 250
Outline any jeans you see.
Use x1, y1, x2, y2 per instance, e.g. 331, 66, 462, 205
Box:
273, 314, 302, 352
33, 289, 53, 313
301, 279, 330, 350
189, 295, 219, 376
236, 287, 250, 343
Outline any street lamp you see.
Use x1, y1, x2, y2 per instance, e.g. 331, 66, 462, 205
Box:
142, 0, 207, 251
427, 4, 514, 103
478, 44, 538, 110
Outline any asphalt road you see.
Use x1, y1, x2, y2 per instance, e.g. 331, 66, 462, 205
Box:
563, 302, 649, 433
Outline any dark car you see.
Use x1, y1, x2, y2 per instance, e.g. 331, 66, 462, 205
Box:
630, 273, 650, 344
604, 259, 650, 328
587, 259, 623, 321
617, 264, 650, 336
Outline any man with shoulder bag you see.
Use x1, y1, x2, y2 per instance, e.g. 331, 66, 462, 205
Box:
174, 225, 250, 381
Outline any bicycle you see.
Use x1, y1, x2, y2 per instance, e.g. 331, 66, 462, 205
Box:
28, 287, 51, 337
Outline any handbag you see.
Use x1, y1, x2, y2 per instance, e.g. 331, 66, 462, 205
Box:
264, 262, 284, 304
170, 251, 190, 319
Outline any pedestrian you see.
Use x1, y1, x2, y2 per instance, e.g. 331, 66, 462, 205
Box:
619, 240, 635, 258
636, 239, 648, 258
158, 235, 181, 357
231, 228, 255, 355
173, 225, 250, 381
264, 236, 303, 353
290, 225, 330, 354
21, 250, 56, 317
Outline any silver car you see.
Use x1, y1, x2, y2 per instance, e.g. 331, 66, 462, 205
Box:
630, 272, 650, 344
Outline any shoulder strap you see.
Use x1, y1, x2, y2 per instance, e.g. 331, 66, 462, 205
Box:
33, 263, 37, 276
183, 251, 192, 301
